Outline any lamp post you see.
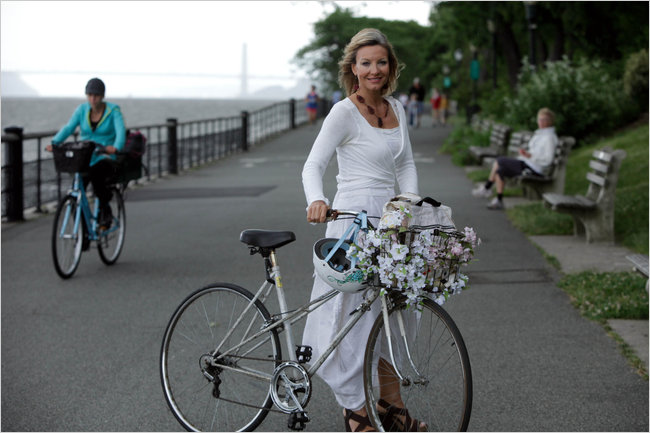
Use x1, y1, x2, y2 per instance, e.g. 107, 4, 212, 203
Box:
453, 48, 463, 96
469, 44, 479, 104
524, 1, 538, 70
442, 64, 451, 94
487, 18, 497, 89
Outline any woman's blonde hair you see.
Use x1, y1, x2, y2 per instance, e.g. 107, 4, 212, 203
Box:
338, 28, 403, 96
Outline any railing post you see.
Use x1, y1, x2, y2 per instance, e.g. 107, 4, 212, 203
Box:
241, 111, 249, 152
3, 126, 25, 221
290, 98, 296, 129
167, 118, 178, 175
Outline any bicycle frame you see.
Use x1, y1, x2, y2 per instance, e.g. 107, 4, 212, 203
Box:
58, 172, 121, 242
210, 213, 415, 385
58, 173, 100, 241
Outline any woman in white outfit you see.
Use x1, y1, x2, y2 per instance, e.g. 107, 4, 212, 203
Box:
302, 28, 425, 432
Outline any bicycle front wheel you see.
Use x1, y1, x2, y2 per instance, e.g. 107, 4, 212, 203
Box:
51, 195, 83, 279
161, 283, 282, 432
364, 296, 472, 432
98, 187, 126, 265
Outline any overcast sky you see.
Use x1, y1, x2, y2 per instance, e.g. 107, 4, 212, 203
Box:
1, 1, 434, 98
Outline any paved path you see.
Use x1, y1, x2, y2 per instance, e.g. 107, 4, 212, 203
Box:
2, 118, 647, 431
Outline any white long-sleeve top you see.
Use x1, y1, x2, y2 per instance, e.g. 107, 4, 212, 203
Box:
302, 96, 419, 205
518, 126, 559, 175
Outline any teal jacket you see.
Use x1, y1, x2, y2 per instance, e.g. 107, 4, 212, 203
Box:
52, 101, 126, 166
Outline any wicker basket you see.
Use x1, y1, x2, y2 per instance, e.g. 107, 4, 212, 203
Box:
52, 141, 96, 173
378, 227, 462, 292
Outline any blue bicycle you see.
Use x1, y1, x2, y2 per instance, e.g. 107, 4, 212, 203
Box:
51, 141, 126, 279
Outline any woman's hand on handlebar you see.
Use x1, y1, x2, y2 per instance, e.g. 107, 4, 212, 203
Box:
101, 145, 117, 155
45, 144, 53, 152
307, 200, 331, 223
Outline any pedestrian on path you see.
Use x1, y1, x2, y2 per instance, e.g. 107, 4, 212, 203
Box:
408, 77, 426, 128
302, 28, 426, 432
430, 88, 441, 126
306, 85, 320, 125
472, 107, 558, 209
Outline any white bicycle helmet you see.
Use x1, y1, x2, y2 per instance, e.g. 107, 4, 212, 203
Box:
313, 238, 366, 293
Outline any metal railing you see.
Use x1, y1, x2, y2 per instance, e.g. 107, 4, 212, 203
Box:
1, 97, 328, 221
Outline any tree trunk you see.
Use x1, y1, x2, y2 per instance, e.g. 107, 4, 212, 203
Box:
550, 17, 565, 61
496, 14, 521, 89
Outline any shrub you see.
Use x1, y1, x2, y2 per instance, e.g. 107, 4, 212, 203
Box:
504, 57, 637, 141
623, 49, 649, 111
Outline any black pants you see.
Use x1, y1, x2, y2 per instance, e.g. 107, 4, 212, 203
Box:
84, 159, 117, 206
495, 157, 539, 179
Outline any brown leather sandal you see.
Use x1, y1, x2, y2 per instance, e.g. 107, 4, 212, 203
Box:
344, 408, 377, 432
377, 399, 427, 432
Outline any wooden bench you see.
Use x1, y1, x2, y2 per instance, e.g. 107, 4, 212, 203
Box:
469, 123, 512, 164
518, 136, 576, 199
626, 254, 649, 291
543, 147, 627, 243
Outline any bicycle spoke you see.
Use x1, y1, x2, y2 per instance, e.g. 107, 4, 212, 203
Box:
161, 284, 281, 431
364, 296, 472, 431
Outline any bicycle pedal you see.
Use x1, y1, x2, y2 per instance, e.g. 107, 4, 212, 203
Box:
288, 411, 309, 431
295, 345, 312, 363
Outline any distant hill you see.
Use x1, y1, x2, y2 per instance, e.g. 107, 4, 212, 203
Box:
1, 71, 39, 97
249, 77, 314, 100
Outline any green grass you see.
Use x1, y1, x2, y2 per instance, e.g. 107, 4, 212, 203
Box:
558, 270, 649, 379
558, 271, 649, 322
507, 202, 574, 235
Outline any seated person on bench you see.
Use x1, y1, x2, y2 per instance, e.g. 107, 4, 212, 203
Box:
472, 107, 558, 209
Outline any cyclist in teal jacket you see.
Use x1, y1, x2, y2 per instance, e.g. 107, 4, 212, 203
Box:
48, 78, 126, 228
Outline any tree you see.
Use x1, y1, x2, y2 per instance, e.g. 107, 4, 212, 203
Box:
293, 6, 432, 96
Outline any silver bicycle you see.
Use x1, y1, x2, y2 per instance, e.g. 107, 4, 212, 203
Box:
160, 210, 472, 432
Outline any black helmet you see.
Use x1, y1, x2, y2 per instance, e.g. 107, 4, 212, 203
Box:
85, 78, 105, 96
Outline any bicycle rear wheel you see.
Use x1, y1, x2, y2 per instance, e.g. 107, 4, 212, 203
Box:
98, 187, 126, 265
363, 296, 472, 431
51, 195, 83, 279
161, 283, 282, 432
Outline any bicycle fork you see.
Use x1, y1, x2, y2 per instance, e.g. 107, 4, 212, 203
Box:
380, 295, 427, 386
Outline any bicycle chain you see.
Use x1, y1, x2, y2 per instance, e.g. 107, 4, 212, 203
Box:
210, 353, 308, 414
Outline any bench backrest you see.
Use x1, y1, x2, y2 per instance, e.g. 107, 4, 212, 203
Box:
585, 147, 627, 205
470, 114, 482, 131
546, 136, 576, 178
507, 130, 533, 155
489, 123, 512, 153
480, 119, 493, 133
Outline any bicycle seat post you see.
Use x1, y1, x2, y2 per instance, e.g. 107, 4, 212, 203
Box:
269, 250, 297, 360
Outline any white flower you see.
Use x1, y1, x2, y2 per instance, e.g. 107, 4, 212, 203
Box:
389, 243, 409, 261
351, 223, 479, 305
378, 210, 404, 230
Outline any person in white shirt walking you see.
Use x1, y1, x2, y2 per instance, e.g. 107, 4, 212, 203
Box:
472, 108, 559, 209
302, 28, 426, 432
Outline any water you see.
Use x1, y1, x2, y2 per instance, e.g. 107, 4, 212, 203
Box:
1, 96, 282, 134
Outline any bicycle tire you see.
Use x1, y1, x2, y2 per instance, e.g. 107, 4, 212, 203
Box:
363, 296, 472, 432
51, 195, 83, 279
98, 187, 126, 265
161, 283, 282, 432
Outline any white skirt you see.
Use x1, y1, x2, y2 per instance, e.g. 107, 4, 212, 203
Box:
302, 187, 394, 411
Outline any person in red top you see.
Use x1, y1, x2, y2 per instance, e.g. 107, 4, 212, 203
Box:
430, 88, 441, 126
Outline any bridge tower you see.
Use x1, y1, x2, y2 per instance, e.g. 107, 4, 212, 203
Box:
240, 43, 248, 97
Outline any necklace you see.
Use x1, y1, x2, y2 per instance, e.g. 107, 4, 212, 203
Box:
355, 93, 389, 127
